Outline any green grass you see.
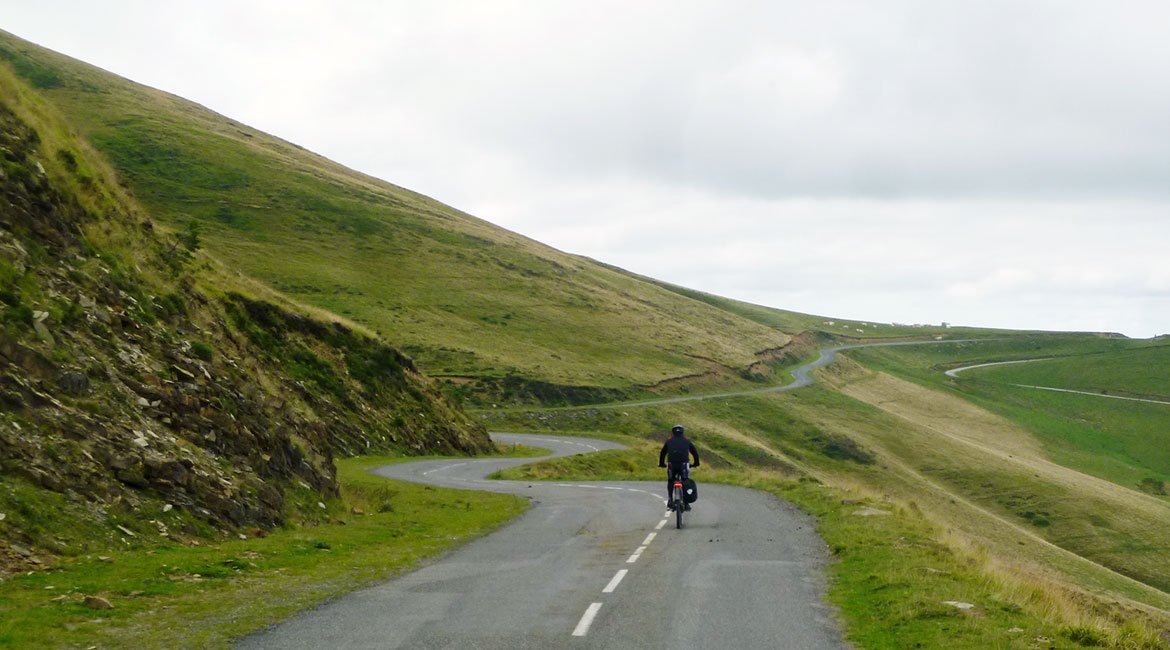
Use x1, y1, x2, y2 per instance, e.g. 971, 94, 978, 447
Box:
493, 445, 663, 482
0, 475, 140, 557
974, 383, 1170, 487
971, 345, 1170, 398
490, 441, 554, 458
0, 453, 530, 649
847, 335, 1159, 386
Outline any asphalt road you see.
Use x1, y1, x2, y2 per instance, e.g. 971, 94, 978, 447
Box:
237, 433, 849, 649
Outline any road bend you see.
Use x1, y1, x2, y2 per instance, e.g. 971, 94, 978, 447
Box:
237, 433, 848, 649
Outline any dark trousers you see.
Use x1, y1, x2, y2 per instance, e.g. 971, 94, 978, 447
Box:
666, 461, 689, 499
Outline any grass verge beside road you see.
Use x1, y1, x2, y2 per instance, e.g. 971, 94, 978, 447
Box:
0, 451, 534, 649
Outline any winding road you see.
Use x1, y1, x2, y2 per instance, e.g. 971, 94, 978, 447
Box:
237, 434, 848, 649
239, 339, 981, 649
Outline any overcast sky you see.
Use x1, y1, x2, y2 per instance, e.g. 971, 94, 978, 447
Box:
5, 1, 1169, 336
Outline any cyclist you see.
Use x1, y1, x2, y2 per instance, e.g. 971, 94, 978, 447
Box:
659, 424, 700, 510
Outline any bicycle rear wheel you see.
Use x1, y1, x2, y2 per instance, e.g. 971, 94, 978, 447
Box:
673, 487, 684, 528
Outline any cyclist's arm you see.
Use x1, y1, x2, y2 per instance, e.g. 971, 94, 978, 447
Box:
659, 442, 668, 467
689, 442, 700, 466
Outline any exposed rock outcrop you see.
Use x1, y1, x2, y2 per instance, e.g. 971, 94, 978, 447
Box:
0, 74, 491, 572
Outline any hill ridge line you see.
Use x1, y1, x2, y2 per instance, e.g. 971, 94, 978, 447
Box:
566, 338, 988, 410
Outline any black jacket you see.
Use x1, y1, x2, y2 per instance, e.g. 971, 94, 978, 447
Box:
659, 435, 699, 466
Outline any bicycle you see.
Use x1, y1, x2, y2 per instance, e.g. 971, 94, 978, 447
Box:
666, 463, 694, 529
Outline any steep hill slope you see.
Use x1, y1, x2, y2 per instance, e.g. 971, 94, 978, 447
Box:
0, 65, 489, 572
0, 30, 796, 402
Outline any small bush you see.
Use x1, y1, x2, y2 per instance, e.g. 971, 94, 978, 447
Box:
286, 344, 346, 400
212, 205, 243, 227
346, 346, 407, 390
190, 341, 214, 362
8, 56, 64, 89
56, 297, 84, 325
1137, 477, 1167, 495
156, 292, 187, 319
179, 220, 202, 252
1063, 626, 1106, 646
3, 303, 33, 326
132, 302, 157, 326
56, 148, 78, 172
0, 257, 21, 289
803, 428, 876, 464
1022, 510, 1052, 527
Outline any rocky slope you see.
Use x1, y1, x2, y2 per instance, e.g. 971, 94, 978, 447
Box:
0, 68, 490, 574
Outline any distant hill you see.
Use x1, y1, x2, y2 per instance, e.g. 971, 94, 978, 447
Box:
0, 64, 489, 573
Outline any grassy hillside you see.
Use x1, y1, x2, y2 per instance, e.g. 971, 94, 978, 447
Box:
969, 345, 1170, 399
846, 338, 1170, 490
0, 30, 810, 403
836, 340, 1170, 608
955, 347, 1170, 492
0, 63, 491, 579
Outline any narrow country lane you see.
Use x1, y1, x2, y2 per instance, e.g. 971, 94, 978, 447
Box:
236, 433, 849, 649
237, 339, 981, 648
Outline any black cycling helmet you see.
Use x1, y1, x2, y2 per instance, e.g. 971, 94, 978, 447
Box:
671, 424, 684, 436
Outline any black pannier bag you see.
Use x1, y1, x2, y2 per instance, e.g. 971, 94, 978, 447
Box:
683, 478, 698, 503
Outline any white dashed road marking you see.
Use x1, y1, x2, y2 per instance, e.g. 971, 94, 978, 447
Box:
602, 569, 628, 593
571, 512, 665, 635
626, 546, 647, 564
421, 462, 466, 476
572, 602, 603, 637
531, 437, 600, 452
513, 480, 677, 636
